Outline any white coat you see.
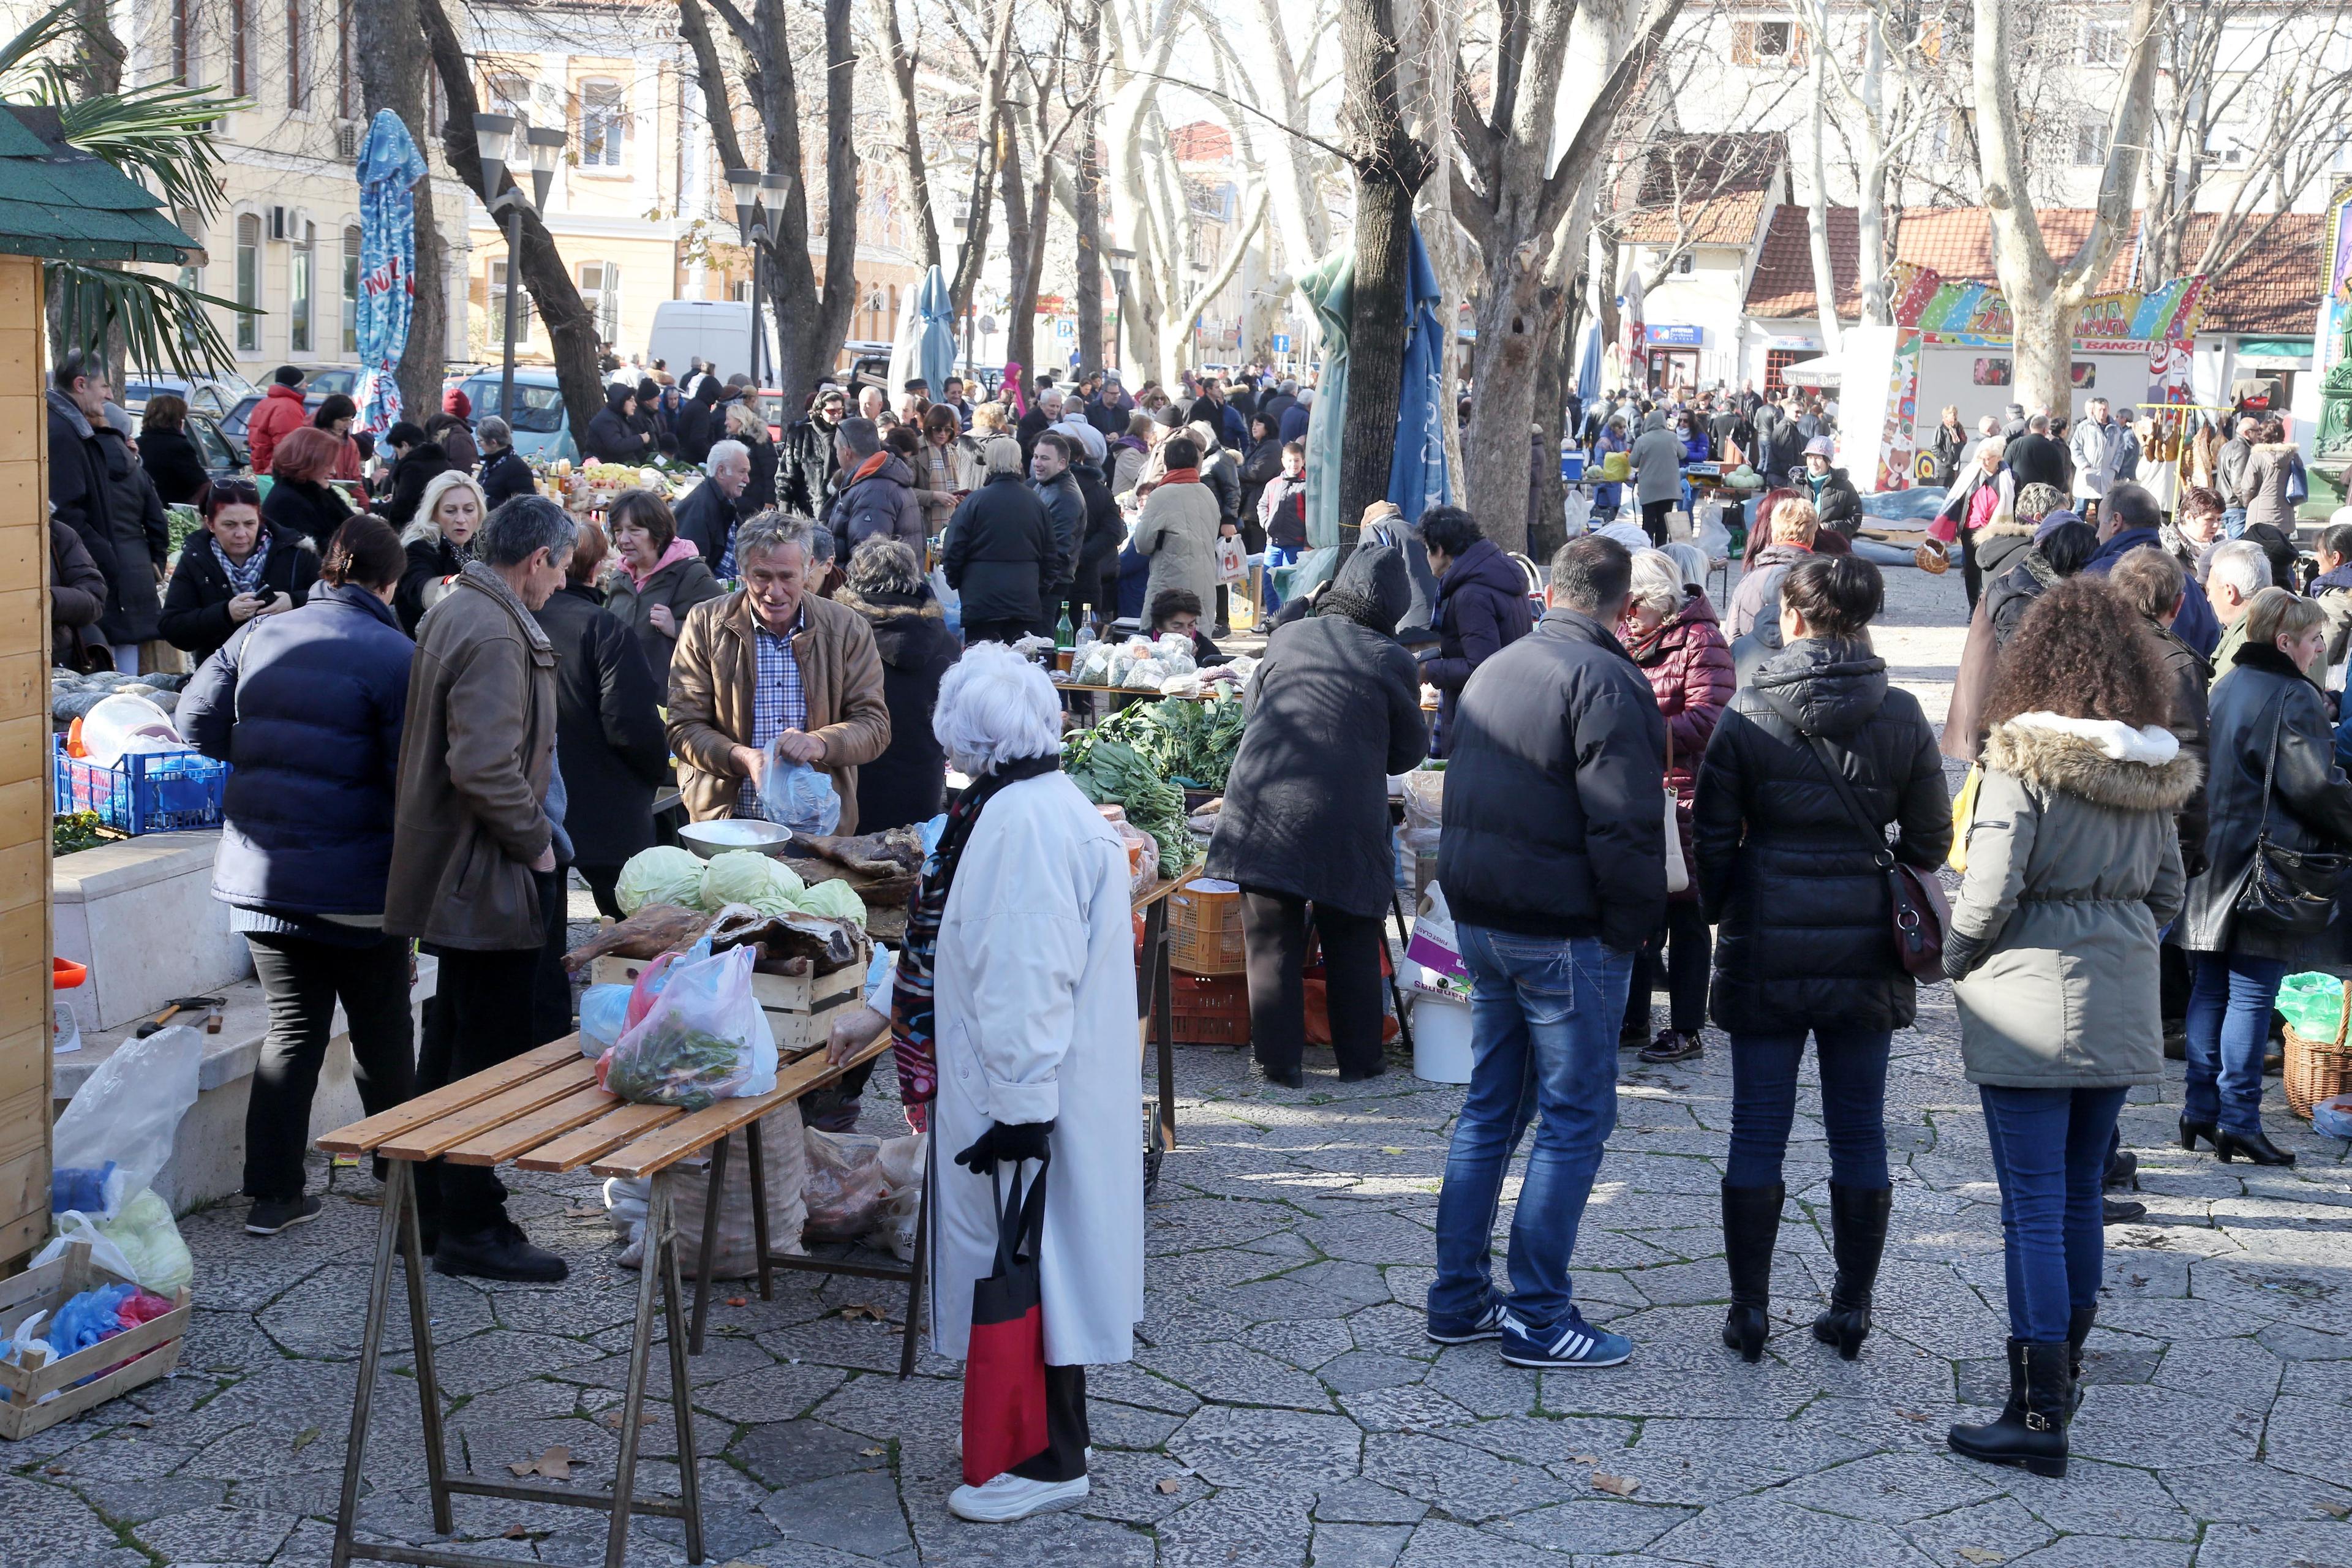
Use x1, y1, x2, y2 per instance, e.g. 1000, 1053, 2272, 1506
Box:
925, 772, 1144, 1366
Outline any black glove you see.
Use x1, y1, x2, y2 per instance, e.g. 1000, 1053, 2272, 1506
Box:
955, 1119, 1055, 1175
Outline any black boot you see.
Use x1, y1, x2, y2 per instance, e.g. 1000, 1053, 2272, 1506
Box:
1719, 1182, 1783, 1363
1948, 1339, 2071, 1478
2065, 1305, 2097, 1414
1810, 1183, 1892, 1360
2213, 1127, 2296, 1166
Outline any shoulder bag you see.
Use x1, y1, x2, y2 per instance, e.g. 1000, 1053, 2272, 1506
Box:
2233, 695, 2347, 939
1662, 729, 1689, 896
1804, 730, 1949, 979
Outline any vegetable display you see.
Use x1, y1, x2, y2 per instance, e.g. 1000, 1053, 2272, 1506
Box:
1087, 695, 1248, 791
614, 846, 706, 915
1062, 735, 1193, 871
598, 1015, 745, 1111
701, 850, 805, 916
614, 844, 867, 928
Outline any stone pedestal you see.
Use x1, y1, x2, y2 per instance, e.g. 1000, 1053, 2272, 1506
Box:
52, 832, 250, 1031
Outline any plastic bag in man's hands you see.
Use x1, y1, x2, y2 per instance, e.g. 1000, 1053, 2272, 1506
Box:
51, 1024, 203, 1216
758, 748, 843, 835
598, 944, 778, 1110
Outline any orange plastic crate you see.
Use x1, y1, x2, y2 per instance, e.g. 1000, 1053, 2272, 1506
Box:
1147, 971, 1250, 1047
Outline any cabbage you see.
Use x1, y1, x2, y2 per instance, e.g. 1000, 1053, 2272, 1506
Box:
616, 846, 707, 915
702, 851, 786, 911
796, 876, 867, 926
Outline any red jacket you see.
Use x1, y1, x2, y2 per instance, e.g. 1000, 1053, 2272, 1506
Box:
246, 384, 310, 477
1627, 589, 1733, 897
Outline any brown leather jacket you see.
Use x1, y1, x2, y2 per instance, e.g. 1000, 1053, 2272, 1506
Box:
665, 589, 892, 831
385, 564, 557, 951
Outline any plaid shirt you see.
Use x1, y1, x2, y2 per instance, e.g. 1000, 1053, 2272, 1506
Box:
737, 608, 809, 818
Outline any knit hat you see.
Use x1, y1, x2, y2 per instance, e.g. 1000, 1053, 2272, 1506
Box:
2032, 507, 2082, 543
1803, 435, 1836, 458
442, 387, 471, 418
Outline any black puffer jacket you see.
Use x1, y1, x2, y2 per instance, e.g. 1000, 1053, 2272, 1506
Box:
1071, 460, 1124, 602
479, 447, 536, 511
1807, 466, 1864, 538
1693, 638, 1951, 1033
533, 582, 671, 871
941, 472, 1058, 627
159, 524, 319, 668
1985, 548, 2064, 647
1205, 545, 1428, 918
261, 475, 354, 555
835, 584, 960, 832
2177, 643, 2352, 964
394, 523, 467, 635
586, 385, 650, 464
2146, 616, 2213, 880
90, 424, 170, 645
1419, 538, 1534, 756
1436, 606, 1667, 951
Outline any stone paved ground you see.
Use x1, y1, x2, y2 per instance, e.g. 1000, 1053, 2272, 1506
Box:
11, 557, 2352, 1568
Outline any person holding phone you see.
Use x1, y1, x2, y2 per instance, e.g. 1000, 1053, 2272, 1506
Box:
160, 478, 318, 668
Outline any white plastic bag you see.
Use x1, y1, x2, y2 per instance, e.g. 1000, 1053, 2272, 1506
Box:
2313, 1093, 2352, 1141
32, 1212, 139, 1286
1694, 507, 1732, 562
1215, 535, 1246, 584
51, 1024, 203, 1217
597, 945, 778, 1110
1562, 488, 1593, 538
579, 983, 632, 1058
927, 567, 961, 636
758, 751, 843, 836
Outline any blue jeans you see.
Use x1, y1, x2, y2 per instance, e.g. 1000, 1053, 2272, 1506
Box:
2223, 506, 2248, 538
1725, 1027, 1893, 1188
1980, 1084, 2128, 1341
1848, 538, 1917, 568
1263, 544, 1298, 612
2184, 951, 2288, 1134
1430, 924, 1632, 1330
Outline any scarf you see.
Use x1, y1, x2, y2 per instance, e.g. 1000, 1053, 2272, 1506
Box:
212, 529, 270, 596
626, 535, 703, 589
889, 753, 1061, 1129
1317, 591, 1394, 636
1159, 466, 1200, 486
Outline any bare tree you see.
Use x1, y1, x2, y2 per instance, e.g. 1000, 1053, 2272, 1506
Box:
356, 0, 447, 424
676, 0, 862, 407
1969, 0, 2162, 413
866, 0, 943, 270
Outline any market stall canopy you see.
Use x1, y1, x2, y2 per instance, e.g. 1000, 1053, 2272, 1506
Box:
914, 265, 957, 396
0, 106, 197, 262
1782, 352, 1843, 386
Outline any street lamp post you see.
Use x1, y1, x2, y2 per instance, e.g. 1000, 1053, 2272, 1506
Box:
726, 168, 792, 387
1106, 246, 1133, 376
475, 115, 564, 423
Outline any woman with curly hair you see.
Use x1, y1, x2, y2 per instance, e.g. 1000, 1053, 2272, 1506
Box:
1943, 575, 2200, 1478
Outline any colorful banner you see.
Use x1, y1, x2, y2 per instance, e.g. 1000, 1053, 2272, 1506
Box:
1876, 333, 1921, 492
353, 109, 427, 437
1890, 260, 2205, 349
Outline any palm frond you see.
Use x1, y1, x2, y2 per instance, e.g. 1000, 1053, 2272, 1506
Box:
0, 1, 77, 86
48, 262, 247, 380
47, 77, 248, 223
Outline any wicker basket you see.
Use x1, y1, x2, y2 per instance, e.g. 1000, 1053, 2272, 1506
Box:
2282, 988, 2352, 1120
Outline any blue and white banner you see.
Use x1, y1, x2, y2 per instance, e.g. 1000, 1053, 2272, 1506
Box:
353, 109, 428, 437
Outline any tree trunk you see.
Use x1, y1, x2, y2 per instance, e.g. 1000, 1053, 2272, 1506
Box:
1852, 6, 1891, 326
1463, 258, 1549, 555
67, 0, 121, 99
418, 0, 601, 450
867, 0, 941, 271
1071, 0, 1107, 373
999, 107, 1038, 386
1528, 293, 1574, 564
358, 0, 445, 423
1338, 0, 1434, 550
950, 0, 1017, 329
1802, 23, 1842, 354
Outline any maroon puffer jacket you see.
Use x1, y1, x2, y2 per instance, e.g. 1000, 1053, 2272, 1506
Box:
1626, 588, 1733, 899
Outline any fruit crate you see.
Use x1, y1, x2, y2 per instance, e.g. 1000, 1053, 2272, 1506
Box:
53, 737, 228, 835
0, 1241, 191, 1441
589, 951, 866, 1058
1167, 877, 1244, 976
1147, 971, 1250, 1047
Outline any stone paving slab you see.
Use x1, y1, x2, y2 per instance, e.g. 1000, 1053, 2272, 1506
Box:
9, 562, 2350, 1566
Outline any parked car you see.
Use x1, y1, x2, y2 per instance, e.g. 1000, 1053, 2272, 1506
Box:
289, 364, 361, 398
184, 412, 244, 483
455, 368, 578, 463
119, 372, 255, 420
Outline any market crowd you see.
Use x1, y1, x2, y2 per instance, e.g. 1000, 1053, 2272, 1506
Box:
45, 342, 2344, 1520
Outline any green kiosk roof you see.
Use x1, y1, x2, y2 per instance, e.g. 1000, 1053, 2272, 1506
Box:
0, 105, 194, 262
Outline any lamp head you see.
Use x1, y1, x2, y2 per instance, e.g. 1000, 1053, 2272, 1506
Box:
473, 113, 518, 195
524, 126, 566, 211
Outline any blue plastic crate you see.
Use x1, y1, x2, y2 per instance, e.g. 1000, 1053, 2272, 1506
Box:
53, 737, 230, 835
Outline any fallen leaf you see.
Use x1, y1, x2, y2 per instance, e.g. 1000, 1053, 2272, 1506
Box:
727, 1297, 748, 1308
502, 1525, 528, 1539
1894, 1409, 1930, 1423
1956, 1550, 2005, 1565
1380, 1147, 1404, 1156
601, 1409, 657, 1431
290, 1427, 320, 1453
565, 1205, 606, 1219
2323, 1502, 2351, 1520
860, 1447, 885, 1458
1570, 1453, 1598, 1465
1591, 1473, 1639, 1497
126, 1416, 154, 1428
839, 1303, 889, 1323
1156, 1477, 1182, 1494
510, 1445, 573, 1482
42, 1465, 62, 1477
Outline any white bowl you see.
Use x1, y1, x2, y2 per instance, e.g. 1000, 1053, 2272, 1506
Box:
677, 818, 794, 859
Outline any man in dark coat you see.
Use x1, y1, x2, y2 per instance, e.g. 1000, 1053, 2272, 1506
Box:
2003, 412, 2073, 494
93, 419, 172, 662
585, 383, 650, 464
674, 377, 724, 467
534, 556, 671, 918
672, 440, 753, 570
48, 350, 165, 670
1069, 445, 1125, 623
1414, 504, 1534, 755
2084, 483, 2220, 657
1427, 534, 1664, 1369
831, 417, 927, 554
1028, 431, 1086, 634
1202, 543, 1427, 1086
780, 387, 848, 518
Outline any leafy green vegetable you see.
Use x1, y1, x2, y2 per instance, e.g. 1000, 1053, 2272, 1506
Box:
53, 810, 105, 857
701, 851, 786, 911
616, 846, 707, 914
1085, 695, 1247, 790
796, 876, 868, 925
1062, 736, 1194, 871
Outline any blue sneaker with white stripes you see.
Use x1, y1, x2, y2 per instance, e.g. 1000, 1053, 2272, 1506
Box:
1425, 1296, 1512, 1345
1499, 1308, 1632, 1369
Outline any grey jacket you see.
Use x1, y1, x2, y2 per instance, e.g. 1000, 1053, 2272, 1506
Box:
1947, 715, 2199, 1088
1629, 413, 1686, 505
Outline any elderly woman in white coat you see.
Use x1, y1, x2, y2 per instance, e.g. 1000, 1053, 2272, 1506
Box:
915, 643, 1143, 1524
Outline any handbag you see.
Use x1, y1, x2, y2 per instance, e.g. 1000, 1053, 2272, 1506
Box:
1662, 729, 1690, 895
2233, 698, 2348, 940
960, 1153, 1050, 1487
2286, 451, 2309, 505
1804, 731, 1949, 980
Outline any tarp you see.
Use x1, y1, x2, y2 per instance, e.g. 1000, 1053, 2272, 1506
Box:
1295, 249, 1352, 569
353, 110, 426, 437
915, 265, 957, 396
1387, 225, 1451, 524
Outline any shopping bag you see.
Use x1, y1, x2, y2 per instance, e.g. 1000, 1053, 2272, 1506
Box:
758, 752, 843, 835
962, 1156, 1050, 1486
1562, 488, 1593, 538
1214, 534, 1246, 584
1948, 765, 1981, 873
597, 944, 779, 1110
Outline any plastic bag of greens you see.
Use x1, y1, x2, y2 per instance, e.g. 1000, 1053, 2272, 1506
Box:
758, 750, 843, 836
598, 944, 777, 1110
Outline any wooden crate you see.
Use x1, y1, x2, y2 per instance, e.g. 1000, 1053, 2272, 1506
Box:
0, 1240, 190, 1441
589, 953, 867, 1058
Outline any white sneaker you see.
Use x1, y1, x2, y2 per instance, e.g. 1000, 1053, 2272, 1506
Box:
948, 1472, 1090, 1523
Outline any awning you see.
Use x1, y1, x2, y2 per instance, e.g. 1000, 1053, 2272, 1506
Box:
2236, 335, 2313, 369
1782, 352, 1841, 386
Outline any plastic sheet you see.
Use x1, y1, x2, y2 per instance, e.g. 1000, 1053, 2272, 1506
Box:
51, 1025, 203, 1216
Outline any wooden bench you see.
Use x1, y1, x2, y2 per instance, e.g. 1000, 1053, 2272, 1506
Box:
315, 1024, 898, 1568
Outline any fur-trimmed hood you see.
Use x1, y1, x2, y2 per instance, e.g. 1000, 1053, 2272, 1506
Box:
1981, 712, 2202, 812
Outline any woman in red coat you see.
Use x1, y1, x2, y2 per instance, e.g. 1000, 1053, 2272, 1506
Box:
1621, 546, 1735, 1061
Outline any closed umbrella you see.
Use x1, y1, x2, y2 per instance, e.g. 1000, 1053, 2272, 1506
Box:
353, 110, 427, 437
916, 265, 957, 396
1387, 225, 1451, 524
1577, 320, 1603, 405
1291, 249, 1353, 598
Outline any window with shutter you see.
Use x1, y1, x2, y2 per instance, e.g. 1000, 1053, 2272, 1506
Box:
580, 80, 625, 168
290, 221, 315, 352
342, 225, 362, 354
287, 0, 307, 111
230, 0, 249, 96
236, 214, 262, 353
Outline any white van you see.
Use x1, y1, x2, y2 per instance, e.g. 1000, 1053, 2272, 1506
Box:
646, 300, 775, 385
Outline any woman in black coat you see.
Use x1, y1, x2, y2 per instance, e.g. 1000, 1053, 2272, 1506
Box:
835, 537, 960, 832
941, 439, 1058, 644
586, 383, 650, 465
2176, 589, 2352, 1166
1204, 543, 1428, 1086
476, 418, 537, 511
533, 521, 673, 918
378, 440, 450, 529
51, 513, 110, 671
1692, 554, 1949, 1363
160, 481, 318, 668
262, 426, 358, 554
138, 394, 211, 505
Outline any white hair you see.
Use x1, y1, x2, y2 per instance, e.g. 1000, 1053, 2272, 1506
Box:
2207, 538, 2271, 598
932, 642, 1063, 775
706, 439, 750, 475
1627, 548, 1686, 613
